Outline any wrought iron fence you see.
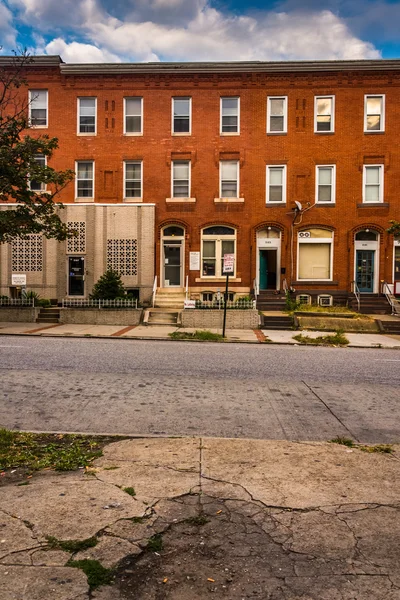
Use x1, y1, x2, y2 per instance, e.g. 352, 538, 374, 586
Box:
61, 298, 138, 309
193, 299, 256, 310
0, 298, 35, 307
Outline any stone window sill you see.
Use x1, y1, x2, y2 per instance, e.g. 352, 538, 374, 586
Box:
196, 277, 242, 282
166, 197, 196, 203
75, 197, 94, 203
214, 197, 244, 203
124, 197, 143, 203
357, 202, 388, 208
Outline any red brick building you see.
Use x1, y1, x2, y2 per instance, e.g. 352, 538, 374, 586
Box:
1, 56, 400, 307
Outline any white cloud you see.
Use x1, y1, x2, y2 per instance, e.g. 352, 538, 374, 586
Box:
45, 38, 121, 63
0, 1, 17, 50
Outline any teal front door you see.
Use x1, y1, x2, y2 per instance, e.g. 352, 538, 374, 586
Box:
259, 250, 277, 290
356, 250, 374, 292
259, 250, 268, 290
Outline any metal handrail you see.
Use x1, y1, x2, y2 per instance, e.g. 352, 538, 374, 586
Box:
282, 278, 288, 293
381, 281, 400, 316
62, 298, 138, 309
351, 280, 361, 313
185, 275, 189, 300
253, 278, 259, 298
152, 276, 157, 308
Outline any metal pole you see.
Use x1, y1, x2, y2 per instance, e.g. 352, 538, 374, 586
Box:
222, 273, 229, 338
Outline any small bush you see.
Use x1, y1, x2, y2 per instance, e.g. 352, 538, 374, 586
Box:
90, 269, 125, 300
169, 330, 223, 341
293, 330, 349, 346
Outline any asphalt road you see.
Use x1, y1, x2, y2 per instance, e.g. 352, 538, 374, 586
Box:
1, 336, 399, 443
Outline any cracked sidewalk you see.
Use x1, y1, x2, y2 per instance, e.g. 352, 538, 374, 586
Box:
0, 437, 399, 599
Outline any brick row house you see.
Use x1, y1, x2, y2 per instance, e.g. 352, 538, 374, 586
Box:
1, 56, 400, 309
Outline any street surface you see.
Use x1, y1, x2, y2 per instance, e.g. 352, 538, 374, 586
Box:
1, 336, 399, 442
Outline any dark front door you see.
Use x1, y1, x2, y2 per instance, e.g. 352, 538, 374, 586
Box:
259, 249, 277, 290
164, 244, 181, 286
68, 257, 85, 296
356, 250, 374, 292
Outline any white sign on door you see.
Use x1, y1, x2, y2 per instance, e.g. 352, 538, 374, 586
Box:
11, 274, 26, 286
223, 253, 235, 274
190, 252, 200, 270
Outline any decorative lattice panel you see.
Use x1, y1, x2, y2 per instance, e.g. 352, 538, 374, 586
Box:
11, 235, 43, 272
107, 239, 138, 276
67, 222, 86, 254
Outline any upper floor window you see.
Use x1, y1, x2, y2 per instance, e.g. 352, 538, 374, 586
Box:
29, 90, 48, 127
172, 161, 190, 198
220, 161, 239, 198
266, 165, 286, 203
314, 96, 334, 133
363, 165, 383, 203
124, 97, 143, 135
267, 97, 287, 134
364, 95, 385, 132
221, 97, 239, 134
78, 97, 96, 134
316, 165, 335, 203
124, 161, 142, 199
29, 154, 46, 192
76, 161, 94, 198
172, 97, 191, 134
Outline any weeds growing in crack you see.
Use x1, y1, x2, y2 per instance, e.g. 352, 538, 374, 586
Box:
67, 558, 113, 589
185, 515, 209, 526
147, 534, 163, 552
329, 437, 393, 454
46, 535, 98, 553
122, 487, 136, 497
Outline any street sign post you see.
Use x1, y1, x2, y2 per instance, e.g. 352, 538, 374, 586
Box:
222, 254, 234, 337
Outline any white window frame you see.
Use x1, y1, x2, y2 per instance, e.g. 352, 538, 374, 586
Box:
123, 97, 143, 135
220, 97, 240, 135
267, 96, 287, 134
172, 97, 192, 135
123, 160, 143, 200
75, 161, 94, 199
171, 160, 191, 198
363, 164, 384, 203
201, 227, 237, 279
266, 165, 287, 204
314, 95, 335, 133
77, 97, 97, 135
297, 230, 334, 282
220, 160, 239, 198
315, 165, 336, 204
29, 89, 48, 128
29, 154, 47, 193
364, 94, 385, 133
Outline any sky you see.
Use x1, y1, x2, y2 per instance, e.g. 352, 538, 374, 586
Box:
0, 0, 399, 63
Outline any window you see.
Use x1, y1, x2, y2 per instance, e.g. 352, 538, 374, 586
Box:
267, 97, 287, 133
314, 96, 334, 132
29, 154, 46, 192
220, 161, 239, 198
172, 161, 190, 198
365, 95, 385, 132
29, 90, 48, 127
172, 97, 191, 134
298, 228, 333, 281
363, 165, 383, 203
221, 97, 239, 134
76, 162, 94, 198
78, 97, 96, 134
266, 166, 286, 203
124, 161, 142, 199
316, 165, 335, 203
201, 226, 236, 278
124, 97, 143, 134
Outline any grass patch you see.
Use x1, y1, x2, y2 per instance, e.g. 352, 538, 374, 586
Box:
329, 437, 393, 454
122, 486, 136, 497
0, 429, 114, 474
130, 516, 146, 524
147, 533, 163, 552
293, 330, 349, 346
169, 330, 224, 341
67, 559, 113, 589
46, 535, 98, 553
185, 515, 209, 526
103, 465, 119, 470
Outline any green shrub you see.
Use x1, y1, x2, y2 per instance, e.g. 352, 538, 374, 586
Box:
90, 269, 125, 300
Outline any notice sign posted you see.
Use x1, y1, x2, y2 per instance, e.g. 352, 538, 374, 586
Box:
184, 299, 196, 309
223, 253, 234, 274
11, 274, 26, 286
190, 252, 200, 271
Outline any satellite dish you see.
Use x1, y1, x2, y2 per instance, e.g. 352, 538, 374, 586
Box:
294, 201, 303, 211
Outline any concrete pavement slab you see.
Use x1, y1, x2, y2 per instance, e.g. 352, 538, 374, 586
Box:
43, 324, 124, 336
262, 328, 400, 347
0, 566, 89, 600
0, 322, 48, 334
120, 324, 179, 337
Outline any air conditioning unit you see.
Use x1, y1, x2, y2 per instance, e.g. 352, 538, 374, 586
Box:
296, 294, 311, 305
318, 294, 333, 307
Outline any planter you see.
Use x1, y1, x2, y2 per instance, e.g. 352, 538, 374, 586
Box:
0, 307, 40, 322
59, 308, 143, 326
181, 309, 259, 330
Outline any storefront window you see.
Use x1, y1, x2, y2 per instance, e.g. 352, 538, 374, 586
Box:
202, 226, 236, 277
298, 228, 333, 281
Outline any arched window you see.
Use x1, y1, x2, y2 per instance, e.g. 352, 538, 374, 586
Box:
163, 225, 184, 237
201, 226, 236, 277
355, 230, 378, 241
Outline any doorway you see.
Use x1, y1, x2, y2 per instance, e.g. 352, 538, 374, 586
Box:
259, 249, 277, 290
163, 243, 182, 287
356, 250, 375, 292
68, 257, 85, 296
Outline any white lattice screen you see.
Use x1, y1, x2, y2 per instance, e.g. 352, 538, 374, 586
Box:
67, 222, 86, 254
11, 235, 43, 272
107, 239, 138, 276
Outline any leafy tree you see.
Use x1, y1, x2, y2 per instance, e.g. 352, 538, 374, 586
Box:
387, 220, 400, 240
0, 52, 73, 243
90, 269, 126, 300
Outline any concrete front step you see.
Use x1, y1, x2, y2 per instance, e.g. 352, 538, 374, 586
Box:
36, 318, 59, 323
144, 309, 180, 326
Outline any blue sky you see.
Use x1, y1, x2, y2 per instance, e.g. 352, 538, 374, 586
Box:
1, 0, 399, 63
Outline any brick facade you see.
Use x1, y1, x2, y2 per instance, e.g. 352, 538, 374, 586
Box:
1, 57, 400, 302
